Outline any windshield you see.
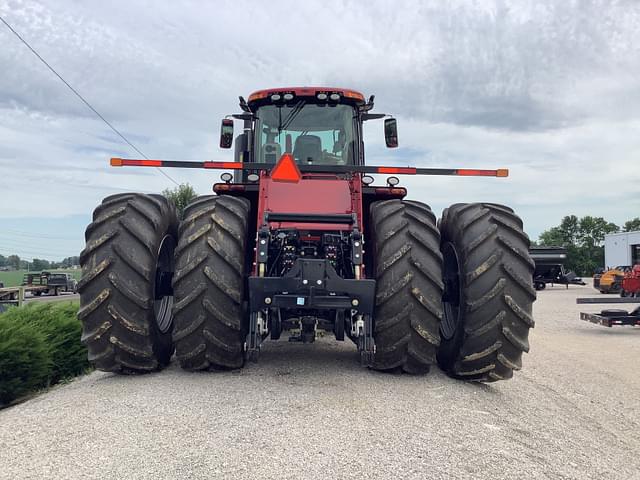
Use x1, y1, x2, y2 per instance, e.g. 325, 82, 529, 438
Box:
254, 103, 356, 165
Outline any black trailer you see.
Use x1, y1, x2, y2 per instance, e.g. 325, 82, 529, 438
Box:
529, 246, 586, 290
577, 297, 640, 327
22, 271, 77, 296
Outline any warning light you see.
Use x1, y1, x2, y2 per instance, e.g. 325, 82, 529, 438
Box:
270, 153, 301, 183
497, 169, 509, 177
110, 157, 123, 166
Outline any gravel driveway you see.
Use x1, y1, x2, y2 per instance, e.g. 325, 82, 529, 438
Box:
1, 282, 639, 480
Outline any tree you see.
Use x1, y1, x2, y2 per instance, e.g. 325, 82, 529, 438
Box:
60, 256, 80, 268
538, 215, 619, 276
577, 216, 618, 248
538, 215, 580, 247
538, 226, 566, 247
7, 255, 20, 270
162, 183, 197, 219
623, 217, 640, 232
31, 259, 51, 271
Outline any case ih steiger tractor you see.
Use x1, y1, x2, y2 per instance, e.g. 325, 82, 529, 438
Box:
78, 87, 535, 382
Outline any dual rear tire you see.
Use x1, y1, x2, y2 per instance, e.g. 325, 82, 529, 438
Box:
79, 193, 249, 374
369, 200, 443, 374
370, 201, 535, 381
171, 195, 250, 370
437, 203, 536, 381
79, 193, 534, 382
78, 193, 178, 373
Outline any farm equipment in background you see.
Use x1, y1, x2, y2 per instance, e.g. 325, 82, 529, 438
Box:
593, 267, 604, 290
578, 295, 640, 327
529, 246, 586, 290
595, 266, 630, 294
620, 265, 640, 298
0, 286, 22, 312
22, 271, 77, 296
578, 265, 640, 326
78, 87, 536, 382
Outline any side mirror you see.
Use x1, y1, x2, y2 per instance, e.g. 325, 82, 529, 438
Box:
384, 118, 398, 148
220, 119, 234, 149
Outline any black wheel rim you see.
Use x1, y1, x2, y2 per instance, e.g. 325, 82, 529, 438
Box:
154, 235, 175, 333
441, 241, 462, 340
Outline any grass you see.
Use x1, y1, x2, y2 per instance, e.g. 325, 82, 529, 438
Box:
0, 269, 82, 288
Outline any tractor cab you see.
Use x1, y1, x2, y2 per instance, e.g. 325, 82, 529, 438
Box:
220, 87, 398, 169
253, 96, 357, 165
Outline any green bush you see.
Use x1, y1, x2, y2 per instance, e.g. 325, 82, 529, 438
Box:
0, 317, 52, 405
25, 303, 88, 383
0, 302, 88, 406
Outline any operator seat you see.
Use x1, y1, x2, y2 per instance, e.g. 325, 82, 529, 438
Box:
293, 135, 322, 164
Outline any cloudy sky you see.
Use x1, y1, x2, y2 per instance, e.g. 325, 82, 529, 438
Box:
1, 0, 639, 261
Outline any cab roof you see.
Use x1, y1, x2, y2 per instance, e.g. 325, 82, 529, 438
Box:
247, 87, 366, 105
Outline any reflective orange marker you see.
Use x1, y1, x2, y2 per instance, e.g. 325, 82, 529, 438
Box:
110, 157, 123, 166
376, 166, 417, 174
457, 169, 496, 177
271, 153, 301, 183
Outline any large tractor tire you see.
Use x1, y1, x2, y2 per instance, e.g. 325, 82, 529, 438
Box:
78, 193, 178, 373
370, 200, 444, 374
437, 203, 535, 382
172, 195, 251, 371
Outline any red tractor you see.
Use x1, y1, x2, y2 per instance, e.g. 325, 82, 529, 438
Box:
621, 265, 640, 298
78, 87, 535, 382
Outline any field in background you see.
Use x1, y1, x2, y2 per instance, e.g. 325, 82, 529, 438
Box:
0, 269, 82, 288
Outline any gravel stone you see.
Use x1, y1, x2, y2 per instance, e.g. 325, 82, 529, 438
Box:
1, 280, 639, 479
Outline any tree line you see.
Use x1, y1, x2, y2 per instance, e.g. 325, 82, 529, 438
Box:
537, 216, 640, 276
0, 255, 80, 271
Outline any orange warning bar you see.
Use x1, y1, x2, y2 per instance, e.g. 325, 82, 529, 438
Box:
109, 157, 509, 178
110, 158, 163, 167
456, 169, 503, 177
376, 167, 417, 174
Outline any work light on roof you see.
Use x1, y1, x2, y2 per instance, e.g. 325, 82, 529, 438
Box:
317, 93, 328, 100
283, 93, 294, 101
329, 93, 340, 101
362, 175, 375, 185
270, 94, 281, 101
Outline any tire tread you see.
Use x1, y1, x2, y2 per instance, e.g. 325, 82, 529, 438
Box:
371, 199, 444, 374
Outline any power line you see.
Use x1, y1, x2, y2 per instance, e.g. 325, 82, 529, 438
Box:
0, 14, 180, 186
